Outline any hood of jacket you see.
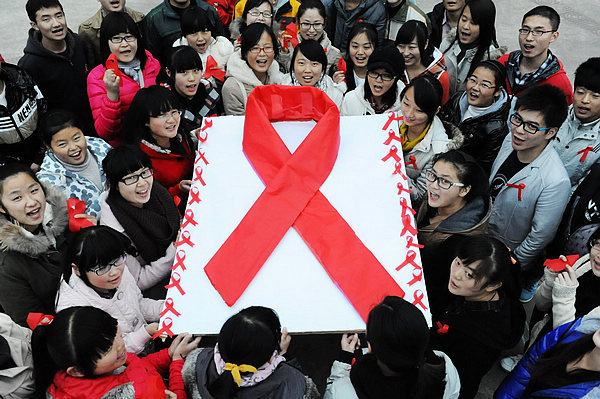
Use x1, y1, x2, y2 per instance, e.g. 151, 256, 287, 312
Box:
458, 88, 509, 120
22, 28, 78, 61
412, 116, 464, 153
436, 196, 491, 233
225, 50, 283, 87
0, 183, 68, 257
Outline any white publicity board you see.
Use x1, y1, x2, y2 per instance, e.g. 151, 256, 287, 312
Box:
159, 110, 430, 335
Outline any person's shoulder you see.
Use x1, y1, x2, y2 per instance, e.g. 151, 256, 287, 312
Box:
125, 7, 145, 22
78, 9, 102, 31
145, 1, 169, 21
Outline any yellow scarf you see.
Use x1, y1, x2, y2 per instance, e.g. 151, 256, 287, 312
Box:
400, 122, 431, 152
225, 362, 258, 387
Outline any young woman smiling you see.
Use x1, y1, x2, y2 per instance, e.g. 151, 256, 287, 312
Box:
281, 40, 344, 108
87, 12, 160, 146
440, 0, 504, 97
0, 163, 68, 327
439, 60, 510, 174
341, 46, 405, 116
230, 0, 274, 47
333, 22, 377, 92
395, 20, 450, 104
222, 23, 284, 115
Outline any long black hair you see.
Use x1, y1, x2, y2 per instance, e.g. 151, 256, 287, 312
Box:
401, 75, 444, 125
342, 22, 378, 91
32, 307, 119, 397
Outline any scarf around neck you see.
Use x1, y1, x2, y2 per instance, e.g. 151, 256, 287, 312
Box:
213, 344, 286, 388
118, 58, 142, 85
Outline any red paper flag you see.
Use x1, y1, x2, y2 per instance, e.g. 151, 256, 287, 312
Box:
26, 313, 53, 330
201, 55, 226, 82
67, 198, 95, 232
544, 255, 580, 272
106, 53, 123, 87
338, 58, 347, 74
283, 23, 300, 49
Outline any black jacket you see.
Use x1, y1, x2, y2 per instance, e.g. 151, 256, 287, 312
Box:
18, 29, 94, 135
427, 2, 446, 49
0, 62, 46, 165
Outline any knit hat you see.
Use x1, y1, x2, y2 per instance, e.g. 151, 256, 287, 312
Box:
367, 46, 405, 79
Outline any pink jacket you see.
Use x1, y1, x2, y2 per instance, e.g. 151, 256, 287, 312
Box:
87, 50, 161, 146
56, 267, 163, 354
99, 191, 176, 291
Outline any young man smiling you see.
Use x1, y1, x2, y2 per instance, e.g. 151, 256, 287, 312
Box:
554, 58, 600, 189
18, 0, 94, 135
488, 84, 570, 302
498, 6, 573, 104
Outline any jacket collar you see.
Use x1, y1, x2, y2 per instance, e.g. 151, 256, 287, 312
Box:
458, 89, 508, 119
0, 183, 67, 257
495, 139, 557, 184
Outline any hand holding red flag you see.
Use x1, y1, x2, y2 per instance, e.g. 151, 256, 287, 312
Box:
544, 255, 580, 272
201, 55, 226, 82
67, 198, 95, 232
106, 53, 123, 87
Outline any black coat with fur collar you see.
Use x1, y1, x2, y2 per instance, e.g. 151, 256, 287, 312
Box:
0, 184, 68, 327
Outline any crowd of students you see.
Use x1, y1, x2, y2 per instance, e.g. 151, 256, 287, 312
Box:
1, 0, 600, 397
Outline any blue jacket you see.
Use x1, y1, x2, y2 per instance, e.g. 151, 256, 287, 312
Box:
37, 137, 111, 218
495, 316, 600, 398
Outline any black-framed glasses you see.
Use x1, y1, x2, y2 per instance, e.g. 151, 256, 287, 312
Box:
120, 168, 153, 185
109, 34, 137, 44
248, 9, 272, 18
249, 45, 275, 54
509, 112, 552, 134
367, 71, 395, 82
466, 76, 495, 90
518, 28, 554, 37
425, 170, 465, 190
299, 22, 324, 31
89, 254, 127, 276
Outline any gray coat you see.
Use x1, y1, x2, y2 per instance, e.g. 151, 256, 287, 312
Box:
487, 134, 571, 269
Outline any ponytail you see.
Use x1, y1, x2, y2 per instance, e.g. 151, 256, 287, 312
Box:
32, 324, 60, 398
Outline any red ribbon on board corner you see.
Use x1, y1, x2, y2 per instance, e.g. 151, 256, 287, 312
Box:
203, 86, 405, 321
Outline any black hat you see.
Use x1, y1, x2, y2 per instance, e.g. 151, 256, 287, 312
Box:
367, 46, 405, 79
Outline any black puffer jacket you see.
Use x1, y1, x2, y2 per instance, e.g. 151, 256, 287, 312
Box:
0, 62, 46, 165
427, 2, 446, 49
438, 89, 510, 175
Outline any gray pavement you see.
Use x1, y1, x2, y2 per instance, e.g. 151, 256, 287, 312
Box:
1, 0, 599, 397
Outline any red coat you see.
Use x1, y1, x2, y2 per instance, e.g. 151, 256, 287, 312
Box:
47, 349, 186, 399
87, 50, 161, 146
498, 52, 573, 105
140, 138, 194, 201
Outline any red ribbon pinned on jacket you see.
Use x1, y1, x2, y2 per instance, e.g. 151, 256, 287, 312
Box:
67, 198, 95, 232
578, 146, 594, 162
203, 86, 405, 321
436, 321, 449, 334
506, 183, 525, 201
405, 155, 418, 170
201, 55, 226, 81
26, 313, 53, 330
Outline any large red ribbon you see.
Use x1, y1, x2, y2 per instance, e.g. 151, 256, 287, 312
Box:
203, 86, 405, 321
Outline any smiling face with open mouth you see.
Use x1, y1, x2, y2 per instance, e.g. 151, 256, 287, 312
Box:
518, 15, 558, 62
0, 172, 47, 232
174, 68, 202, 99
93, 326, 128, 376
185, 29, 212, 54
458, 6, 480, 45
349, 32, 374, 69
293, 50, 323, 87
32, 6, 67, 43
108, 31, 138, 63
246, 31, 275, 76
465, 66, 498, 108
50, 126, 88, 166
98, 0, 126, 12
298, 9, 325, 41
117, 167, 154, 207
442, 0, 465, 13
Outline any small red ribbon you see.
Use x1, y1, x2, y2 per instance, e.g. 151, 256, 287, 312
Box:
172, 250, 187, 272
399, 197, 416, 217
578, 146, 594, 162
397, 182, 413, 196
165, 272, 185, 295
26, 313, 54, 330
436, 321, 449, 334
337, 58, 347, 75
201, 55, 226, 81
393, 161, 407, 180
180, 209, 198, 230
175, 231, 195, 248
405, 155, 418, 170
408, 267, 422, 286
196, 150, 210, 166
159, 298, 182, 317
382, 111, 404, 131
383, 130, 403, 145
382, 145, 401, 163
401, 214, 417, 237
406, 236, 424, 249
412, 290, 427, 310
396, 250, 418, 271
194, 166, 206, 185
152, 317, 175, 339
506, 183, 525, 201
188, 186, 202, 205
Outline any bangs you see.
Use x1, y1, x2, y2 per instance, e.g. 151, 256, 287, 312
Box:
100, 12, 140, 40
73, 227, 133, 273
103, 145, 153, 182
395, 27, 417, 46
169, 46, 204, 73
147, 89, 180, 117
181, 6, 215, 36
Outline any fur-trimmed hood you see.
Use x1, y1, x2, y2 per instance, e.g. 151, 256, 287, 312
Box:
0, 183, 68, 257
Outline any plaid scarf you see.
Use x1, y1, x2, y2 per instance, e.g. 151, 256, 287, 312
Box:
505, 50, 560, 95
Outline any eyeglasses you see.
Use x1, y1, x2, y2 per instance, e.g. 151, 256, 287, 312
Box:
153, 110, 181, 120
120, 168, 153, 185
518, 28, 554, 37
367, 71, 395, 81
249, 45, 275, 54
89, 255, 127, 276
248, 9, 273, 18
425, 170, 465, 190
109, 35, 137, 44
509, 112, 552, 134
299, 22, 324, 31
466, 76, 495, 90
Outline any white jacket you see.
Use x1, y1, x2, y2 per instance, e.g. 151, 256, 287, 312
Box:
56, 267, 163, 354
99, 191, 177, 291
173, 35, 234, 69
222, 50, 285, 115
340, 81, 405, 116
0, 313, 34, 399
280, 74, 344, 109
